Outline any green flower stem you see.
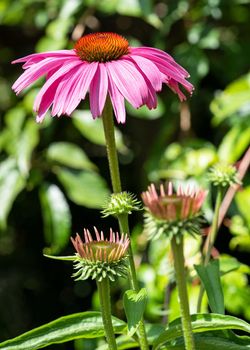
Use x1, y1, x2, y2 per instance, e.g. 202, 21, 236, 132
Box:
197, 187, 223, 312
101, 99, 149, 350
97, 278, 117, 350
101, 98, 122, 193
171, 236, 196, 350
118, 213, 149, 350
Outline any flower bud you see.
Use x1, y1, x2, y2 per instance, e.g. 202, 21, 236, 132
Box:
142, 183, 207, 241
102, 191, 141, 218
71, 227, 129, 282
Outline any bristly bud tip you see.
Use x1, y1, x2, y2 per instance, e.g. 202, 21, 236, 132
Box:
102, 191, 141, 218
208, 163, 241, 188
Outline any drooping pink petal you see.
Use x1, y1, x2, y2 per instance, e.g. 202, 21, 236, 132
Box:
106, 59, 149, 109
33, 60, 82, 113
167, 79, 186, 101
36, 78, 63, 123
64, 62, 99, 115
51, 64, 85, 116
12, 56, 76, 94
137, 53, 193, 94
12, 50, 76, 68
131, 47, 189, 77
107, 74, 126, 123
89, 63, 108, 118
126, 55, 162, 91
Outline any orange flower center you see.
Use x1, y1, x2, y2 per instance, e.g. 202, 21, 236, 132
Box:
74, 32, 129, 62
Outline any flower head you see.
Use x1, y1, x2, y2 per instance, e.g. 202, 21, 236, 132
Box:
71, 227, 129, 282
208, 163, 241, 187
12, 32, 193, 124
102, 191, 141, 218
142, 183, 207, 241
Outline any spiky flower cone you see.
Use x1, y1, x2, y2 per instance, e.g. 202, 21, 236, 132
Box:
71, 227, 129, 282
142, 182, 207, 241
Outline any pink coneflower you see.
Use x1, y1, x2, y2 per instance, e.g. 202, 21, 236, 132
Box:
12, 32, 193, 123
142, 182, 207, 221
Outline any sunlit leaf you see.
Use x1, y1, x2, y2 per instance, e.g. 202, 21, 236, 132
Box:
97, 323, 165, 349
126, 97, 165, 120
218, 124, 250, 163
123, 288, 147, 336
235, 186, 250, 227
39, 184, 71, 254
16, 120, 39, 176
72, 110, 127, 154
0, 159, 26, 230
55, 168, 110, 208
195, 260, 225, 314
0, 312, 126, 350
153, 313, 250, 349
47, 142, 96, 171
162, 333, 250, 349
211, 73, 250, 125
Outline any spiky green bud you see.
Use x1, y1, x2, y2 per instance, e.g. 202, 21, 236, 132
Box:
102, 191, 141, 217
208, 164, 241, 187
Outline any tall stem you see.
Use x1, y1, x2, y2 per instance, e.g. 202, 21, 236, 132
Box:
197, 188, 223, 312
171, 236, 195, 350
101, 99, 149, 350
101, 98, 122, 193
97, 278, 117, 350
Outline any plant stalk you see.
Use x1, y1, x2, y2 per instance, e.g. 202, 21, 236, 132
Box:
197, 187, 223, 312
97, 278, 117, 350
171, 236, 195, 350
101, 99, 149, 350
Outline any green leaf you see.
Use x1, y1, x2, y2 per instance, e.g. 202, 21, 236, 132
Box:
0, 159, 26, 230
153, 313, 250, 349
39, 184, 71, 254
72, 110, 127, 154
44, 254, 76, 261
55, 168, 110, 208
97, 323, 165, 349
46, 142, 96, 171
218, 124, 250, 163
126, 97, 165, 120
211, 73, 250, 125
0, 312, 127, 350
16, 120, 39, 176
162, 333, 250, 349
123, 288, 147, 336
219, 256, 241, 275
194, 260, 225, 314
235, 186, 250, 227
97, 335, 138, 350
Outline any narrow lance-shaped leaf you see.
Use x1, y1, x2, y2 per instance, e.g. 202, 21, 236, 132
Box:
153, 313, 250, 350
39, 184, 71, 254
161, 333, 250, 350
194, 259, 225, 314
0, 312, 127, 350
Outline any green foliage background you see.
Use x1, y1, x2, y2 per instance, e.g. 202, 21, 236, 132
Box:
0, 0, 250, 349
